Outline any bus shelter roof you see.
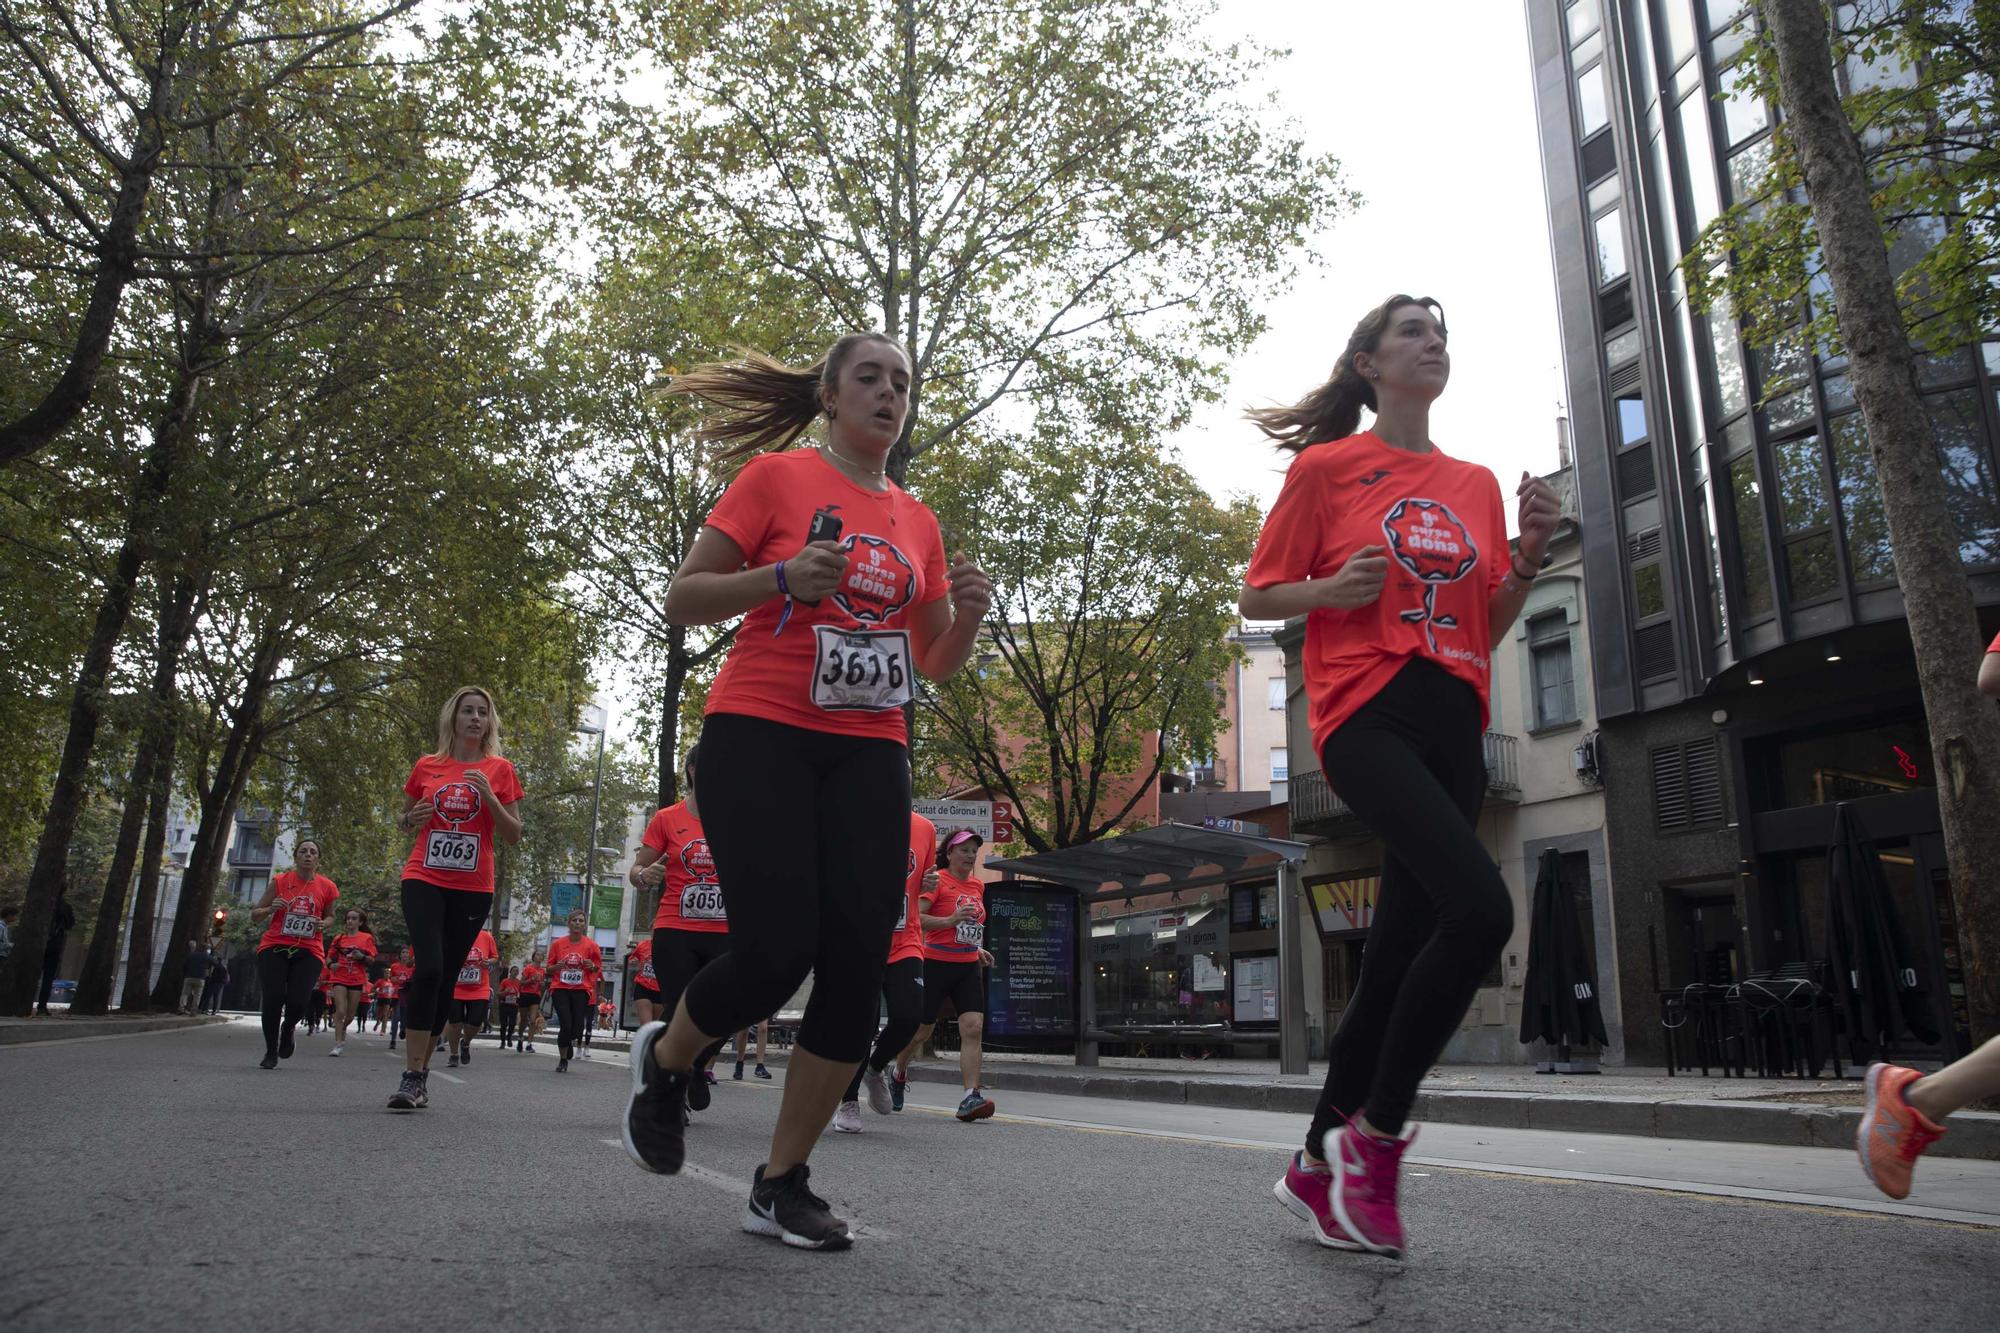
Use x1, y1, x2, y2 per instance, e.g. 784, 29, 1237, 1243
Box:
985, 822, 1310, 900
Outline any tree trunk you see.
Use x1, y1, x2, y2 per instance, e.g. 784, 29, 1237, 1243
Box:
149, 637, 277, 1010
119, 711, 185, 1011
73, 574, 201, 1013
1762, 0, 2000, 1045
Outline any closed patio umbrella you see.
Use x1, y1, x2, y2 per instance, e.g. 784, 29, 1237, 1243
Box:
1825, 802, 1939, 1063
1518, 847, 1608, 1062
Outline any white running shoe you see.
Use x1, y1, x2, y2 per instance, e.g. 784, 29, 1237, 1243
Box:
329, 1043, 344, 1057
831, 1100, 864, 1134
861, 1066, 893, 1116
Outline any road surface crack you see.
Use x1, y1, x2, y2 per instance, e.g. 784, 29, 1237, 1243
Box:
1347, 1268, 1404, 1329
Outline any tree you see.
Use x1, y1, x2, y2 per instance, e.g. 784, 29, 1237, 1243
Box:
629, 0, 1352, 483
1736, 0, 2000, 1045
916, 428, 1259, 851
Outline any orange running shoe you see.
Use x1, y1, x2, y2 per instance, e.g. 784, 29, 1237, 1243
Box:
1858, 1062, 1946, 1200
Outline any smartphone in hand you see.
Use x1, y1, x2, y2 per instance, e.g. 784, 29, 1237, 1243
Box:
800, 506, 844, 606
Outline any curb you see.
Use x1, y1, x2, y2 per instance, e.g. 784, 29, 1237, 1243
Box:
0, 1014, 225, 1046
892, 1063, 2000, 1161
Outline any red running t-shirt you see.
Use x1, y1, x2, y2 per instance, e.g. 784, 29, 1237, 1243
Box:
518, 964, 544, 997
629, 936, 660, 992
452, 930, 500, 1001
1245, 433, 1509, 755
545, 936, 602, 992
375, 976, 397, 1001
890, 813, 936, 965
500, 977, 520, 1003
325, 932, 377, 986
702, 449, 950, 745
390, 961, 412, 992
922, 870, 986, 962
257, 871, 339, 958
399, 753, 523, 893
645, 802, 726, 934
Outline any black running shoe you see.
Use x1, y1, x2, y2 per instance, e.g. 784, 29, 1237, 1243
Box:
447, 1053, 460, 1068
557, 1056, 569, 1073
622, 1022, 693, 1175
687, 1063, 713, 1112
743, 1164, 852, 1251
388, 1070, 426, 1111
259, 1052, 279, 1070
755, 1063, 772, 1080
278, 1028, 295, 1060
459, 1041, 471, 1066
733, 1060, 745, 1081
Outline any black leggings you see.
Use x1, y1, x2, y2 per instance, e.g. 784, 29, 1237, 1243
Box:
499, 1004, 518, 1042
844, 957, 926, 1101
683, 713, 910, 1064
551, 989, 591, 1055
257, 948, 322, 1053
399, 880, 493, 1040
653, 928, 732, 1070
1307, 659, 1513, 1145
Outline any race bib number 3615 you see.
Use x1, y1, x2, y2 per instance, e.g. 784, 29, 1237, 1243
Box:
811, 627, 913, 712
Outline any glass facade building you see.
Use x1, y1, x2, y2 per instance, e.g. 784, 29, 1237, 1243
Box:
1527, 0, 1993, 1062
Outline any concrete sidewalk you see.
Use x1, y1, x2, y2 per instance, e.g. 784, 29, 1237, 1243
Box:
0, 1010, 223, 1045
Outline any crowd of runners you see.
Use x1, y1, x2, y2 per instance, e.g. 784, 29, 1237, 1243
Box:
230, 313, 1998, 1260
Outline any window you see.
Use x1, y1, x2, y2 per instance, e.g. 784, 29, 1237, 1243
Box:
1718, 70, 1768, 146
235, 872, 268, 906
1705, 279, 1748, 419
1634, 562, 1668, 618
1606, 327, 1642, 367
1772, 433, 1839, 603
1677, 90, 1721, 231
1931, 389, 2000, 566
1578, 63, 1610, 137
1616, 392, 1649, 445
1662, 0, 1697, 64
1595, 208, 1629, 284
1269, 747, 1289, 783
1566, 0, 1601, 45
1829, 413, 1895, 585
1652, 737, 1726, 831
1727, 453, 1774, 619
1267, 676, 1285, 711
1529, 613, 1578, 729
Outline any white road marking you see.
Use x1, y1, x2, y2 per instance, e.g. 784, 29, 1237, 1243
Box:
432, 1071, 466, 1084
595, 1139, 897, 1240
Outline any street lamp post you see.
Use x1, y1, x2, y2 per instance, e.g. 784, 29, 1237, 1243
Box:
577, 705, 610, 928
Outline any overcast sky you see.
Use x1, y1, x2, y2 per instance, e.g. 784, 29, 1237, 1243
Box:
1175, 1, 1568, 530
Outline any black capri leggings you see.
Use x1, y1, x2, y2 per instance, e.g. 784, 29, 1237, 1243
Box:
551, 989, 591, 1054
399, 880, 493, 1040
844, 956, 926, 1101
257, 947, 322, 1053
682, 713, 910, 1064
1307, 659, 1513, 1145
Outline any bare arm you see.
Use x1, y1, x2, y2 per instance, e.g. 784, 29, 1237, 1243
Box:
663, 527, 784, 626
1979, 652, 2000, 697
627, 845, 665, 888
247, 878, 285, 921
1239, 579, 1329, 622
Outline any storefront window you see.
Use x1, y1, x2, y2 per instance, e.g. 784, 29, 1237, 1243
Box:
1771, 719, 1934, 808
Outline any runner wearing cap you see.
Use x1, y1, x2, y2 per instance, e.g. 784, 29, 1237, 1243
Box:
445, 926, 500, 1067
908, 828, 996, 1122
621, 333, 991, 1252
546, 908, 602, 1073
246, 838, 338, 1069
387, 685, 525, 1110
833, 811, 937, 1132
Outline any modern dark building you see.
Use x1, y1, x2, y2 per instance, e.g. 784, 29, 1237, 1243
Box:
1526, 0, 1992, 1063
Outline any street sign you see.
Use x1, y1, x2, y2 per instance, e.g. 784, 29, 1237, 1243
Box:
915, 798, 1015, 845
1202, 816, 1268, 836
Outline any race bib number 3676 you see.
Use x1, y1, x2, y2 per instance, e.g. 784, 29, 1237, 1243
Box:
811, 627, 913, 712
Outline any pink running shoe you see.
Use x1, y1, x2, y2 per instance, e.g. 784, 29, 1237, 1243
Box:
1322, 1122, 1416, 1258
1273, 1150, 1362, 1251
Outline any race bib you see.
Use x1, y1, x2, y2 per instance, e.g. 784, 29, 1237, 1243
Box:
457, 963, 484, 985
679, 881, 726, 922
640, 959, 656, 983
423, 829, 480, 873
895, 894, 909, 931
811, 627, 913, 712
559, 967, 585, 986
281, 911, 318, 939
955, 920, 984, 947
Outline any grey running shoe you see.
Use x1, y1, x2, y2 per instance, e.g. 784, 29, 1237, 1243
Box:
388, 1070, 426, 1111
955, 1088, 995, 1122
861, 1067, 892, 1116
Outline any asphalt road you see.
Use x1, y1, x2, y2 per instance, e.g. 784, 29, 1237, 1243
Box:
2, 1019, 1995, 1331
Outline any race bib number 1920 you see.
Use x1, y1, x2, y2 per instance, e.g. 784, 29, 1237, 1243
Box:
423, 829, 479, 872
811, 627, 913, 712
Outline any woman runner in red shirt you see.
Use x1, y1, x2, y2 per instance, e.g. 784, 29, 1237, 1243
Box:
906, 829, 997, 1122
833, 811, 938, 1131
498, 966, 523, 1048
546, 908, 602, 1072
1244, 296, 1559, 1259
621, 333, 991, 1252
387, 686, 523, 1110
515, 961, 545, 1052
246, 838, 338, 1069
445, 927, 500, 1067
324, 909, 376, 1056
626, 939, 662, 1027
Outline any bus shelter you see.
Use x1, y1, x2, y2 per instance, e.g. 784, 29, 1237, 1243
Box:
987, 823, 1314, 1074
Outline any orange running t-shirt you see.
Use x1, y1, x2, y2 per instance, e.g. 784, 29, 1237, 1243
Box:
545, 935, 602, 992
518, 964, 545, 997
629, 936, 660, 992
1244, 433, 1509, 756
257, 871, 339, 958
701, 449, 950, 745
390, 960, 413, 991
375, 976, 397, 1001
645, 802, 726, 934
921, 869, 986, 962
890, 813, 936, 965
452, 930, 500, 1001
325, 931, 376, 986
398, 753, 523, 893
500, 977, 520, 1003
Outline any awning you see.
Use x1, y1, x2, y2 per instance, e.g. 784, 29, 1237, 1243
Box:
987, 822, 1310, 898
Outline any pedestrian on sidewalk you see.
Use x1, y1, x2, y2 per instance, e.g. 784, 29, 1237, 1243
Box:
200, 954, 229, 1013
0, 904, 17, 971
179, 939, 214, 1015
35, 884, 77, 1015
1244, 294, 1561, 1260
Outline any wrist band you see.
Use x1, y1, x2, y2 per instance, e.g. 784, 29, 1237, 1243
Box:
1512, 555, 1540, 582
773, 560, 794, 637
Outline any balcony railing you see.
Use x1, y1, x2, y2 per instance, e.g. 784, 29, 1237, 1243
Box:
1291, 731, 1521, 836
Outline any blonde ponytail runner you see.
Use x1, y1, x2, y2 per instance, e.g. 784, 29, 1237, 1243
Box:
664, 332, 905, 470
1247, 294, 1446, 453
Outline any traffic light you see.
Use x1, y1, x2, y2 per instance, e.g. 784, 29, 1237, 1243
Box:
213, 908, 227, 931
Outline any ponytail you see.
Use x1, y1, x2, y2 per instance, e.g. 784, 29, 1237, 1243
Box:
1247, 294, 1446, 452
665, 332, 904, 467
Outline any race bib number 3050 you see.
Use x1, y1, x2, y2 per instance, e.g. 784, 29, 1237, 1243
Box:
679, 882, 726, 922
811, 627, 913, 712
423, 829, 480, 873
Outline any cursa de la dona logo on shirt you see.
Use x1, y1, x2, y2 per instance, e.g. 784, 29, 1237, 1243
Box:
679, 837, 714, 882
432, 780, 482, 827
1381, 498, 1480, 655
833, 534, 917, 625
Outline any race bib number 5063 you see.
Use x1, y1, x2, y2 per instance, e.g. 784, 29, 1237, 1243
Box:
423, 829, 479, 872
811, 627, 913, 712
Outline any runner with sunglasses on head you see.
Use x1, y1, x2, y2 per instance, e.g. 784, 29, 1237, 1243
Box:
834, 811, 937, 1132
246, 838, 338, 1069
621, 332, 991, 1251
